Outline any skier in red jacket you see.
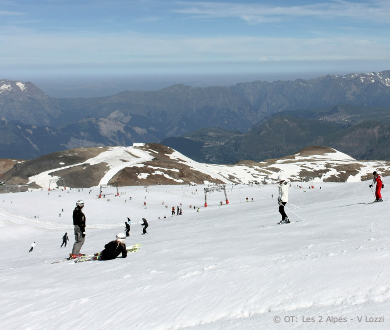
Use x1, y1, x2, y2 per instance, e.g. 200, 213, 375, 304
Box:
369, 171, 384, 202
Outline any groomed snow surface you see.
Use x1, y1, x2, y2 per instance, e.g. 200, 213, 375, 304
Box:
0, 181, 389, 329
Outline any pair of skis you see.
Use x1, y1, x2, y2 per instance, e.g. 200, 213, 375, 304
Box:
75, 244, 142, 263
260, 220, 301, 229
52, 244, 141, 264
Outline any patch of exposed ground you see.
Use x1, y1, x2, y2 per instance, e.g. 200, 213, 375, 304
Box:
0, 147, 110, 186
109, 143, 226, 186
294, 146, 337, 157
50, 163, 110, 188
139, 143, 174, 158
109, 161, 225, 186
0, 159, 24, 177
360, 165, 390, 181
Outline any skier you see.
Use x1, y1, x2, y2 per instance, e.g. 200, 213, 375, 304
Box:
370, 171, 384, 202
125, 221, 130, 237
71, 200, 86, 258
29, 242, 36, 252
171, 206, 175, 215
141, 218, 148, 235
94, 233, 127, 260
277, 175, 290, 224
61, 232, 69, 247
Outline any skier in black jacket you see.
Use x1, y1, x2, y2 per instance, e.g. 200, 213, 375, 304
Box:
125, 221, 130, 237
96, 233, 127, 260
141, 218, 148, 234
71, 200, 86, 258
61, 232, 69, 247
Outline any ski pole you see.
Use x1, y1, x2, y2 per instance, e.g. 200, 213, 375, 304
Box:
287, 202, 301, 209
370, 186, 375, 196
285, 205, 305, 222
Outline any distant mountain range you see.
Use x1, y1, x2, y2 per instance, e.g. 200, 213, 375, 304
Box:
161, 105, 390, 164
1, 71, 390, 160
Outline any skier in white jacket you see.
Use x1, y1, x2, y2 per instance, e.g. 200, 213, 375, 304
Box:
277, 175, 290, 224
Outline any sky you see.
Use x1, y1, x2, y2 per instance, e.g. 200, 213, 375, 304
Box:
1, 0, 390, 96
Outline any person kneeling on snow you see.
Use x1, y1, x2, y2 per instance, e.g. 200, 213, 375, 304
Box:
95, 233, 127, 260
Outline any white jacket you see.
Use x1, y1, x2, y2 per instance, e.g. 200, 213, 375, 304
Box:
278, 181, 289, 203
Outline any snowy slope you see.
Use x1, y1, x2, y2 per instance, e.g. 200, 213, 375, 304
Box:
0, 179, 389, 329
6, 144, 389, 190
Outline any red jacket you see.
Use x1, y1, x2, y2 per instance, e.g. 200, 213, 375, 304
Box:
374, 175, 383, 189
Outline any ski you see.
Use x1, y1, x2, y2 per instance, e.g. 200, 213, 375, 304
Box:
74, 255, 99, 263
260, 220, 301, 229
52, 244, 141, 264
127, 243, 142, 253
51, 253, 87, 264
276, 220, 301, 226
74, 244, 142, 263
357, 200, 385, 205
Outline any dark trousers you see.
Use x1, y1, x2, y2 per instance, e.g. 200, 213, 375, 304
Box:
142, 226, 148, 234
72, 226, 85, 255
29, 247, 33, 252
61, 240, 67, 247
279, 202, 288, 220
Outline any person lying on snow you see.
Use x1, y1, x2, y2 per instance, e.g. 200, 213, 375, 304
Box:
94, 233, 127, 260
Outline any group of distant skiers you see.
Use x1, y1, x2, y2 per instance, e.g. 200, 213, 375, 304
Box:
28, 171, 384, 255
28, 200, 149, 259
171, 206, 182, 215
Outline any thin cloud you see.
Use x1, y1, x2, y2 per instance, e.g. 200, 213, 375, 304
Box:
136, 16, 163, 23
0, 10, 24, 16
1, 28, 390, 67
174, 0, 390, 24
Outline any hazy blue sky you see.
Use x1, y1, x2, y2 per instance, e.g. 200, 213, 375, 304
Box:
1, 0, 390, 95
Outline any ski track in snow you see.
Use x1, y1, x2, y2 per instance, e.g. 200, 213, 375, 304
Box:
0, 181, 390, 329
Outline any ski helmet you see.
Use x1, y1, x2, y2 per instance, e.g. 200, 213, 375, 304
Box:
373, 171, 377, 175
76, 200, 84, 207
116, 233, 126, 243
278, 175, 286, 182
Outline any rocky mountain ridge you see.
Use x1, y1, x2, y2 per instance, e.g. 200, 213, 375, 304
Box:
161, 105, 390, 164
1, 70, 390, 160
2, 144, 390, 192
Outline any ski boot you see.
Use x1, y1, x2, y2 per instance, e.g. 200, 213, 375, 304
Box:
69, 253, 84, 259
277, 218, 290, 225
